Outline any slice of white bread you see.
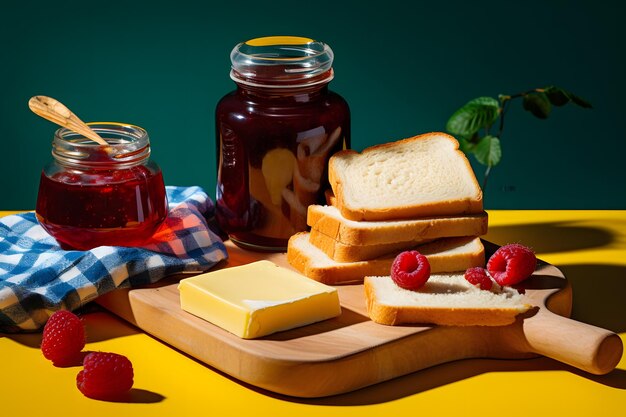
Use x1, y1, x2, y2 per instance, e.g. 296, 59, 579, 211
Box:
309, 227, 435, 262
365, 274, 532, 326
287, 233, 485, 285
307, 204, 488, 247
328, 132, 483, 221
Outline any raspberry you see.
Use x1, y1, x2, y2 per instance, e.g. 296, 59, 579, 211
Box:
464, 267, 493, 290
77, 352, 134, 400
487, 243, 537, 286
391, 250, 430, 290
41, 310, 85, 367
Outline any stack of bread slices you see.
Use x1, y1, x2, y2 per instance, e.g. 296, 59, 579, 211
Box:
287, 132, 532, 326
287, 132, 488, 285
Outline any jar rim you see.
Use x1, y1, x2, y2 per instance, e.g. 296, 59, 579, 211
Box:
54, 122, 148, 147
53, 122, 151, 168
230, 36, 334, 88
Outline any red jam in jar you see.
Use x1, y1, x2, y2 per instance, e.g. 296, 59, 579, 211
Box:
215, 36, 350, 251
36, 123, 168, 250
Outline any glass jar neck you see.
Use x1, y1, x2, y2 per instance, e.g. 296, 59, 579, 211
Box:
235, 79, 330, 101
52, 123, 151, 169
229, 37, 335, 89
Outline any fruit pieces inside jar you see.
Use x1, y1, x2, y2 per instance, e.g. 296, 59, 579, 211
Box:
283, 126, 343, 229
223, 126, 345, 249
36, 164, 167, 250
216, 88, 349, 249
259, 127, 344, 235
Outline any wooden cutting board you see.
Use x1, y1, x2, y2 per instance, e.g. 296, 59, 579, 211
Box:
96, 240, 623, 398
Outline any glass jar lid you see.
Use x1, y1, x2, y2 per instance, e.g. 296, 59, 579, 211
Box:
230, 36, 335, 88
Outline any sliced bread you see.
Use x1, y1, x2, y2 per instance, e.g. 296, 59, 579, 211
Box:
364, 274, 532, 326
309, 227, 435, 262
307, 204, 488, 247
328, 132, 483, 221
287, 233, 485, 285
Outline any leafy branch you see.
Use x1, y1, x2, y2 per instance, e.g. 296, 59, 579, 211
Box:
445, 86, 592, 192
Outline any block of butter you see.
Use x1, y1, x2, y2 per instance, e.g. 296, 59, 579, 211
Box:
178, 260, 342, 339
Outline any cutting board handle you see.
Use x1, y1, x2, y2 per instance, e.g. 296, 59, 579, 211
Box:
523, 309, 623, 375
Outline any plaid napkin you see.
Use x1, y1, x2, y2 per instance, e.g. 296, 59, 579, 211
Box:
0, 186, 228, 332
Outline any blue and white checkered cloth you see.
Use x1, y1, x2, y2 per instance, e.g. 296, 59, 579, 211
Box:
0, 186, 228, 332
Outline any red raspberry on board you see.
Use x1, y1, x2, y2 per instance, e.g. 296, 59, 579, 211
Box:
391, 250, 431, 290
487, 243, 537, 286
77, 352, 134, 400
41, 310, 85, 367
464, 267, 493, 290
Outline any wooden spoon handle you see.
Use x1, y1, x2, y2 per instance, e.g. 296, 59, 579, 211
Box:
28, 96, 108, 146
523, 308, 623, 375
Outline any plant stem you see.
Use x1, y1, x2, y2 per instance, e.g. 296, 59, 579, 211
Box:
498, 97, 509, 139
507, 88, 541, 100
497, 88, 542, 137
479, 87, 548, 195
482, 96, 510, 194
482, 165, 491, 192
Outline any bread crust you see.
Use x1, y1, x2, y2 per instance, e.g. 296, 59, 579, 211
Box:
309, 227, 433, 262
286, 233, 485, 285
364, 277, 531, 327
328, 132, 483, 221
287, 232, 394, 284
307, 205, 488, 246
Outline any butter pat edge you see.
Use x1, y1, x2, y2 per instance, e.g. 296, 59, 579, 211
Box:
178, 261, 342, 339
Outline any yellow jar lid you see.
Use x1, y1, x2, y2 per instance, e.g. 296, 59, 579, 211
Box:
245, 36, 314, 47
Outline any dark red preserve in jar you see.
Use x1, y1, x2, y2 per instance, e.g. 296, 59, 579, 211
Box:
215, 36, 350, 251
36, 122, 168, 250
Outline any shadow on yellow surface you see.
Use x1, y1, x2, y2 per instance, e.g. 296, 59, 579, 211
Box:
486, 221, 626, 333
127, 388, 166, 404
486, 221, 616, 253
84, 388, 166, 404
3, 307, 140, 348
266, 355, 626, 406
560, 264, 626, 333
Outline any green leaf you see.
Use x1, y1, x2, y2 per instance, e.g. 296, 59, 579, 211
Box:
543, 85, 593, 109
544, 86, 570, 106
468, 96, 500, 108
523, 93, 552, 119
474, 135, 501, 167
569, 92, 593, 108
446, 97, 500, 137
457, 136, 476, 153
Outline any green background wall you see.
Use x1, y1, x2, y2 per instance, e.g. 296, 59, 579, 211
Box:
2, 0, 624, 210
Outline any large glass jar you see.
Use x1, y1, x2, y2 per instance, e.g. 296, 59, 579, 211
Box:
36, 122, 168, 250
215, 36, 351, 251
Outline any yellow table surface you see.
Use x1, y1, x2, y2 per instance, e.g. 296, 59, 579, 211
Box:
1, 210, 625, 417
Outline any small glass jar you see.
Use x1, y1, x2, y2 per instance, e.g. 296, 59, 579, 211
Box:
215, 36, 351, 251
36, 122, 168, 250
